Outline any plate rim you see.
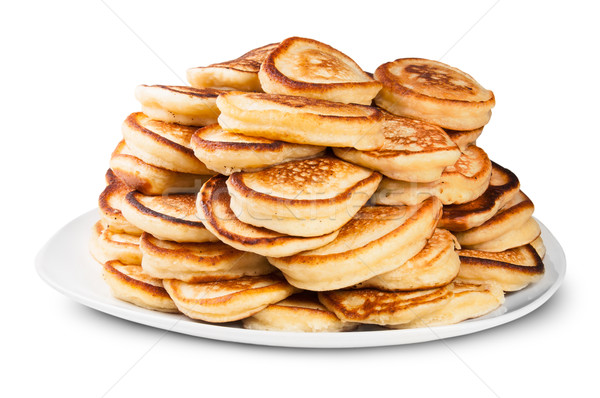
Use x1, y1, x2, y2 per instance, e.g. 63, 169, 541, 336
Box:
36, 210, 566, 348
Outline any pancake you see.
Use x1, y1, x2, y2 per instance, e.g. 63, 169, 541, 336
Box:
393, 279, 504, 328
374, 145, 492, 206
163, 274, 298, 323
318, 284, 453, 326
216, 91, 385, 150
333, 115, 461, 182
90, 221, 142, 265
134, 85, 224, 126
226, 156, 382, 236
530, 236, 546, 259
357, 228, 460, 291
110, 140, 208, 195
268, 197, 442, 291
187, 43, 278, 91
458, 244, 545, 291
139, 232, 274, 283
242, 292, 358, 332
258, 36, 381, 105
122, 112, 214, 174
374, 58, 495, 130
191, 124, 325, 175
465, 218, 541, 252
197, 175, 340, 257
98, 170, 143, 235
102, 260, 178, 313
439, 162, 520, 231
445, 127, 483, 151
455, 191, 535, 246
120, 191, 217, 243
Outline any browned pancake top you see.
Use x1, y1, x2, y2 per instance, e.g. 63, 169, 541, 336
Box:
166, 274, 293, 302
201, 175, 319, 242
365, 115, 457, 156
376, 58, 493, 102
265, 37, 372, 84
125, 112, 197, 150
459, 244, 540, 267
141, 85, 224, 98
222, 91, 383, 118
232, 156, 376, 200
444, 145, 489, 178
191, 123, 322, 153
210, 43, 279, 72
127, 191, 204, 227
443, 162, 519, 216
319, 286, 452, 321
458, 244, 545, 276
103, 261, 170, 297
141, 232, 239, 259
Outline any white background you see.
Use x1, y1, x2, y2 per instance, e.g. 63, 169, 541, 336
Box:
2, 1, 598, 397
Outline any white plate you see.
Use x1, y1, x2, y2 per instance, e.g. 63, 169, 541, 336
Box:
36, 210, 566, 348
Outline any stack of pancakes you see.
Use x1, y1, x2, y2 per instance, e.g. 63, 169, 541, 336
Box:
90, 37, 545, 332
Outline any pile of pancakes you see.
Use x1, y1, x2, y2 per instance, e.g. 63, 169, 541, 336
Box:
90, 37, 545, 332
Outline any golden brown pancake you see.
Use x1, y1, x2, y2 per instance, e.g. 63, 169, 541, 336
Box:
90, 220, 142, 265
122, 112, 214, 174
439, 162, 520, 231
530, 236, 546, 259
139, 232, 274, 282
226, 156, 382, 236
258, 37, 381, 105
98, 170, 143, 235
243, 292, 358, 332
268, 198, 442, 291
318, 284, 453, 326
216, 91, 385, 150
393, 279, 504, 328
458, 244, 545, 291
187, 43, 279, 91
110, 140, 208, 195
190, 124, 325, 175
134, 85, 225, 126
444, 127, 483, 151
163, 274, 298, 323
437, 146, 493, 203
197, 175, 340, 257
374, 145, 492, 205
357, 229, 460, 291
120, 191, 217, 243
465, 218, 541, 252
455, 190, 535, 246
102, 260, 178, 313
374, 58, 495, 130
333, 115, 461, 182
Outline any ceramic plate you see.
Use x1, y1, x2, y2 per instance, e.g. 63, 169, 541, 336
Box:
36, 210, 566, 348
